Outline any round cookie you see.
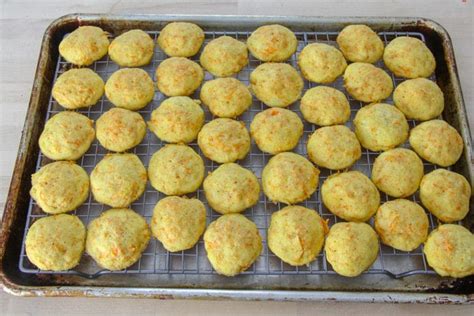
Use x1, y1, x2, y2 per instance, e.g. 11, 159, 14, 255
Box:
247, 24, 297, 62
156, 57, 204, 96
336, 24, 384, 63
383, 36, 436, 78
109, 29, 154, 67
250, 108, 303, 154
250, 63, 303, 108
353, 103, 409, 152
96, 108, 146, 152
90, 153, 147, 208
148, 144, 204, 195
204, 214, 262, 276
52, 68, 104, 109
300, 86, 350, 126
420, 169, 471, 223
59, 26, 109, 66
157, 22, 204, 57
200, 78, 252, 118
374, 199, 429, 251
268, 206, 327, 266
86, 208, 150, 271
30, 161, 89, 214
151, 196, 206, 252
393, 78, 444, 121
423, 224, 474, 278
105, 68, 154, 110
200, 36, 248, 77
25, 214, 86, 271
39, 111, 95, 161
298, 43, 347, 84
307, 125, 361, 170
203, 163, 260, 214
148, 96, 204, 143
371, 148, 424, 198
409, 119, 463, 167
262, 152, 320, 204
343, 62, 393, 103
321, 171, 380, 222
325, 222, 379, 277
198, 118, 250, 163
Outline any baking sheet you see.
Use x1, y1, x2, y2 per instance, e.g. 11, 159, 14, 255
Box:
1, 14, 472, 303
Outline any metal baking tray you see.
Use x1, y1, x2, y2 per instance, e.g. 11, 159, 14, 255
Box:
1, 14, 473, 303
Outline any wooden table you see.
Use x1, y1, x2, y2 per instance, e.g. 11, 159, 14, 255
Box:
1, 0, 472, 314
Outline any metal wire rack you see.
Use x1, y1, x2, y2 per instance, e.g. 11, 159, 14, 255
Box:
19, 28, 443, 279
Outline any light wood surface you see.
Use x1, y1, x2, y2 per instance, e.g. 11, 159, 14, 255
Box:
1, 0, 472, 314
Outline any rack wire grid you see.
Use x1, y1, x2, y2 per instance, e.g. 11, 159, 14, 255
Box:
19, 28, 446, 279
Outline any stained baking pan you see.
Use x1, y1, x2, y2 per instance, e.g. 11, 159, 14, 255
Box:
0, 14, 473, 303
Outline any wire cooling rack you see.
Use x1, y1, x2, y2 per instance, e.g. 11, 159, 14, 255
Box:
19, 28, 443, 279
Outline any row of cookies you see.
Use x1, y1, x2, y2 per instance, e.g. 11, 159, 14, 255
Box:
34, 102, 470, 226
57, 23, 433, 80
25, 199, 473, 278
268, 205, 473, 278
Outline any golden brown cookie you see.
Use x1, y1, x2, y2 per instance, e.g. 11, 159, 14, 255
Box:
375, 199, 429, 251
200, 36, 248, 77
105, 68, 155, 110
158, 22, 204, 57
250, 63, 303, 108
423, 224, 474, 278
307, 125, 361, 170
321, 171, 380, 222
300, 86, 350, 126
325, 222, 379, 277
96, 108, 146, 152
262, 152, 319, 204
383, 36, 436, 78
52, 68, 104, 109
250, 108, 303, 154
30, 161, 89, 214
409, 120, 463, 167
371, 148, 424, 198
59, 26, 109, 66
148, 96, 204, 144
109, 29, 154, 67
25, 214, 86, 271
148, 144, 204, 195
393, 78, 444, 121
268, 205, 327, 266
198, 118, 250, 163
86, 208, 150, 271
204, 214, 262, 276
336, 24, 384, 63
156, 57, 204, 96
200, 78, 252, 118
247, 24, 297, 62
151, 196, 206, 252
353, 103, 409, 152
343, 62, 393, 103
39, 111, 95, 161
420, 169, 471, 223
90, 153, 147, 208
298, 43, 347, 84
203, 163, 260, 214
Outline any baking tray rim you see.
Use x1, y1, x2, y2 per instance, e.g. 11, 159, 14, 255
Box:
1, 13, 472, 303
